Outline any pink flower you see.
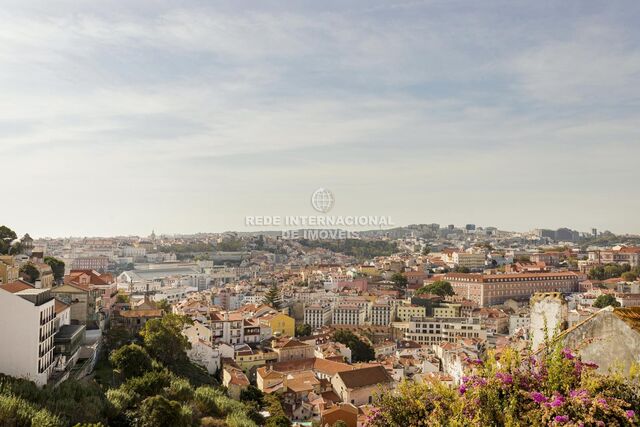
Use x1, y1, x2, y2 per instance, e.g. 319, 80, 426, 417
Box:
548, 395, 565, 408
530, 391, 547, 403
562, 348, 575, 360
626, 410, 635, 419
583, 361, 598, 369
554, 415, 569, 423
459, 384, 467, 394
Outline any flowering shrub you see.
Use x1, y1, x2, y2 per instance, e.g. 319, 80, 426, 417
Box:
366, 344, 640, 426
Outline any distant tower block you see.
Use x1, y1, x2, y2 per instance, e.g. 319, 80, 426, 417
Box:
530, 292, 568, 351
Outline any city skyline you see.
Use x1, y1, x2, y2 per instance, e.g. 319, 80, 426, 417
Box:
2, 0, 640, 236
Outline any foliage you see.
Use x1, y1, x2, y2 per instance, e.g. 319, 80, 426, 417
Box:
452, 266, 470, 273
265, 415, 291, 427
138, 395, 191, 427
19, 263, 40, 284
44, 256, 65, 282
264, 394, 290, 427
0, 225, 18, 255
262, 284, 281, 310
216, 237, 245, 252
622, 271, 638, 282
367, 345, 640, 427
109, 344, 153, 380
295, 323, 312, 337
115, 294, 130, 304
593, 294, 621, 309
333, 330, 374, 362
589, 263, 631, 280
140, 314, 191, 366
0, 393, 63, 427
156, 299, 172, 314
240, 385, 264, 406
298, 238, 397, 260
391, 272, 408, 297
416, 280, 454, 297
103, 327, 134, 353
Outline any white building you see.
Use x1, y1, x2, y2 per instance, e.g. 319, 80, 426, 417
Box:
332, 304, 366, 325
370, 302, 394, 326
404, 317, 486, 346
304, 304, 332, 329
0, 282, 56, 387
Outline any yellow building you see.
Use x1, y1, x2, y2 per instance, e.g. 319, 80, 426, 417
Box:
396, 304, 426, 322
234, 349, 278, 372
0, 256, 19, 285
432, 302, 461, 318
359, 265, 380, 277
261, 312, 295, 337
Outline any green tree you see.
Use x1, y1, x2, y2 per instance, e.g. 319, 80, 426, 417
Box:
240, 385, 264, 406
391, 272, 408, 297
138, 395, 190, 427
593, 294, 620, 308
333, 330, 374, 362
422, 246, 431, 255
453, 266, 470, 273
622, 271, 638, 282
156, 299, 172, 314
44, 256, 65, 282
115, 293, 130, 304
109, 343, 153, 379
417, 280, 454, 297
295, 323, 312, 337
0, 225, 18, 255
19, 262, 40, 284
262, 284, 281, 309
266, 415, 291, 427
140, 315, 191, 366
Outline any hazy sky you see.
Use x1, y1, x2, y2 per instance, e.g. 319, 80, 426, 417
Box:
1, 1, 639, 237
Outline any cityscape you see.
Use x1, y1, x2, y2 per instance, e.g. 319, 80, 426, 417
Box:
1, 1, 640, 427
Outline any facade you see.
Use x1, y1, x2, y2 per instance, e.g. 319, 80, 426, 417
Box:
0, 256, 20, 285
588, 247, 640, 267
432, 302, 462, 318
370, 302, 393, 326
71, 256, 110, 271
0, 282, 56, 387
332, 304, 366, 326
451, 252, 486, 270
304, 304, 332, 329
330, 365, 394, 406
404, 317, 486, 345
444, 272, 580, 306
530, 292, 568, 350
396, 304, 426, 322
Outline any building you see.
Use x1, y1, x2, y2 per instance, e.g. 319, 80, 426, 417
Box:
370, 302, 393, 326
50, 281, 101, 327
332, 304, 366, 326
304, 304, 332, 329
432, 302, 461, 318
272, 337, 315, 362
260, 312, 295, 338
321, 403, 358, 427
451, 252, 486, 270
0, 256, 19, 285
444, 272, 580, 306
404, 317, 486, 345
0, 282, 56, 387
330, 365, 394, 406
588, 247, 640, 268
71, 256, 110, 272
396, 304, 426, 322
111, 297, 163, 333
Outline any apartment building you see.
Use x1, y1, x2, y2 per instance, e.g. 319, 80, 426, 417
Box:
451, 252, 486, 270
432, 302, 462, 318
304, 304, 332, 329
71, 256, 110, 272
332, 304, 366, 326
0, 282, 56, 387
404, 317, 486, 345
370, 302, 394, 326
396, 304, 426, 322
0, 256, 19, 285
444, 272, 580, 306
588, 247, 640, 267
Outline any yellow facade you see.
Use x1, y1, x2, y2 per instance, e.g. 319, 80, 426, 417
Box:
269, 313, 295, 337
235, 351, 278, 372
0, 256, 19, 285
396, 305, 426, 322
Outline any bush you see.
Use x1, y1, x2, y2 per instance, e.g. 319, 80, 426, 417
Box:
367, 345, 639, 426
0, 394, 63, 427
226, 411, 257, 427
109, 344, 153, 379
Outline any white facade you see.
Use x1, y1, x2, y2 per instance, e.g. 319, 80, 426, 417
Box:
0, 287, 56, 387
332, 305, 366, 325
404, 317, 486, 345
370, 303, 393, 326
304, 304, 332, 329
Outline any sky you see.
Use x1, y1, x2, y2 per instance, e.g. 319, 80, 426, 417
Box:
1, 0, 639, 237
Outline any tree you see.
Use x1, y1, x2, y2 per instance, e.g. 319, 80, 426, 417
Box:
140, 315, 191, 366
295, 323, 312, 337
156, 299, 172, 314
116, 293, 130, 304
0, 225, 18, 255
263, 284, 281, 309
391, 272, 408, 296
104, 326, 133, 352
453, 266, 470, 273
44, 257, 65, 282
333, 330, 374, 362
138, 395, 189, 427
622, 272, 638, 282
109, 343, 153, 379
19, 263, 40, 284
266, 415, 291, 427
417, 280, 454, 297
593, 294, 620, 309
240, 385, 264, 406
422, 246, 431, 255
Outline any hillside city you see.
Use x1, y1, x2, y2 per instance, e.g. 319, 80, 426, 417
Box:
0, 223, 639, 426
